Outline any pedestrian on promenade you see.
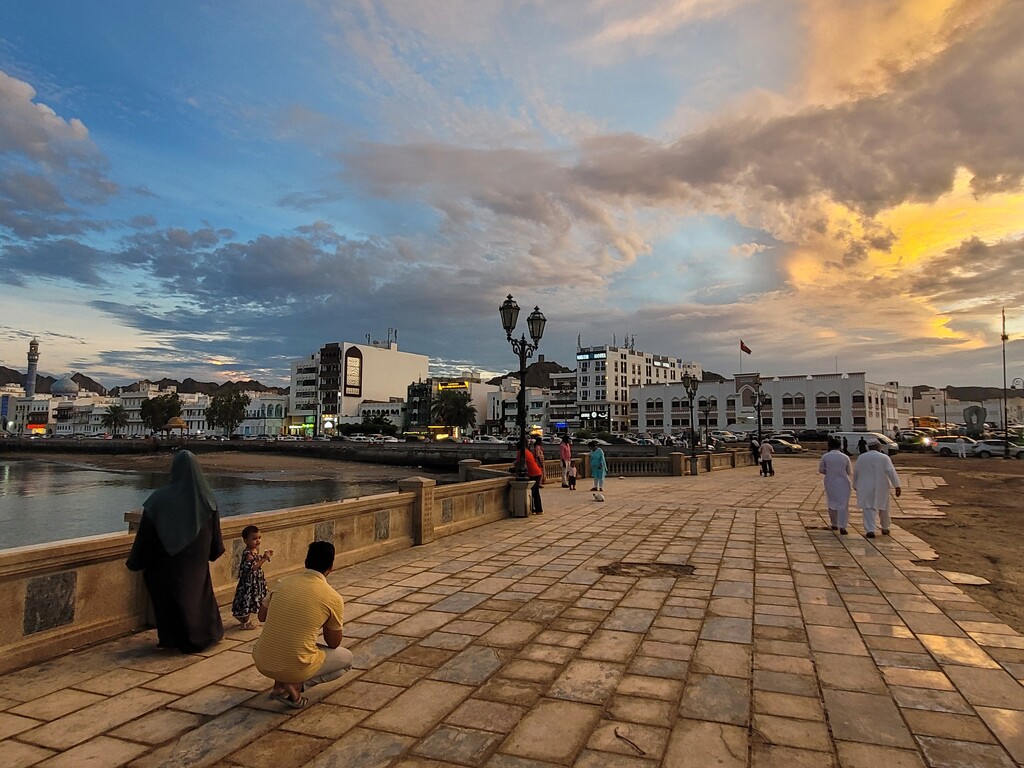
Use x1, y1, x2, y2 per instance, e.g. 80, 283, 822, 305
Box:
231, 525, 273, 629
516, 445, 545, 514
956, 436, 967, 458
749, 437, 759, 466
589, 440, 607, 492
532, 437, 546, 474
857, 436, 868, 456
126, 450, 225, 653
559, 436, 573, 487
842, 437, 850, 455
819, 437, 852, 534
567, 464, 577, 490
853, 436, 902, 539
252, 541, 353, 709
759, 440, 775, 476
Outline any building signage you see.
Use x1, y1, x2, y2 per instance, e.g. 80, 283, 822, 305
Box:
437, 382, 469, 391
576, 352, 607, 361
343, 347, 363, 398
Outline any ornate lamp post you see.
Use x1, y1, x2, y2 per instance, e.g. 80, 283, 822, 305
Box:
752, 374, 766, 445
500, 294, 546, 478
681, 372, 699, 456
700, 399, 712, 446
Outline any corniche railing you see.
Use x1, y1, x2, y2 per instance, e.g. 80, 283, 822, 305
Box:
0, 451, 757, 674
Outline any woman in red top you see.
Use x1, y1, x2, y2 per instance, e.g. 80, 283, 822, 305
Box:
516, 445, 544, 515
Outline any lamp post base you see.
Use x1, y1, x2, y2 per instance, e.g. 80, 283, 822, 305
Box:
510, 479, 532, 518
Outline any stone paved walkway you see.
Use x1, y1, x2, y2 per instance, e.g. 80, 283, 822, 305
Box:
1, 459, 1023, 767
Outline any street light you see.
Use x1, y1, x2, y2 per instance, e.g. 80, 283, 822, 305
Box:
681, 372, 699, 456
500, 294, 546, 478
700, 398, 712, 446
752, 374, 766, 445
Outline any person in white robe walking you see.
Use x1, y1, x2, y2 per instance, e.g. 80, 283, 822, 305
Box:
853, 436, 902, 539
819, 437, 852, 535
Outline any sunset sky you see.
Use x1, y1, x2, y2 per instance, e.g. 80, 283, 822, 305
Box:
1, 1, 1021, 388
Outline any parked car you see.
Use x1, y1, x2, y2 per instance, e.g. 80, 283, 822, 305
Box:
471, 435, 504, 444
929, 436, 977, 456
972, 440, 1024, 459
765, 438, 805, 453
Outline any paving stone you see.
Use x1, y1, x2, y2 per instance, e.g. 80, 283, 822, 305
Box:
143, 651, 253, 695
278, 703, 368, 738
753, 691, 824, 721
700, 617, 753, 644
815, 653, 887, 693
20, 687, 177, 750
36, 735, 148, 768
0, 712, 44, 740
359, 661, 433, 687
916, 634, 1001, 669
601, 608, 657, 633
890, 686, 974, 715
364, 680, 473, 736
976, 707, 1024, 763
834, 741, 926, 768
128, 707, 286, 768
227, 730, 330, 768
73, 669, 160, 696
915, 736, 1017, 768
478, 621, 544, 648
587, 719, 669, 760
751, 742, 837, 767
430, 645, 507, 686
679, 673, 750, 726
752, 713, 831, 751
350, 633, 416, 667
663, 718, 747, 768
501, 698, 601, 763
476, 678, 547, 707
547, 659, 623, 705
499, 660, 561, 683
822, 689, 915, 749
414, 724, 504, 764
573, 749, 658, 767
944, 665, 1024, 709
753, 669, 818, 697
881, 667, 955, 690
111, 709, 205, 744
607, 695, 676, 727
9, 689, 105, 721
303, 726, 415, 768
580, 630, 643, 663
901, 708, 997, 743
324, 680, 405, 710
446, 698, 526, 733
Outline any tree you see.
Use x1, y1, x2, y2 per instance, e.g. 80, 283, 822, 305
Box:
360, 414, 398, 436
140, 393, 182, 435
100, 404, 129, 437
430, 390, 477, 432
206, 391, 252, 437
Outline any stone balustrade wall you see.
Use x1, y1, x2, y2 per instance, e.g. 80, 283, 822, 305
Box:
0, 474, 510, 675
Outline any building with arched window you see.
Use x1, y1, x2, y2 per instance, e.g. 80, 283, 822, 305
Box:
632, 372, 909, 436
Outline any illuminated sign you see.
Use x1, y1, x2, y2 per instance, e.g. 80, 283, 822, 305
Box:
437, 382, 469, 391
343, 347, 363, 398
575, 352, 607, 361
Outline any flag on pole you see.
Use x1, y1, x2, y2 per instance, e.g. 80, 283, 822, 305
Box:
740, 340, 752, 355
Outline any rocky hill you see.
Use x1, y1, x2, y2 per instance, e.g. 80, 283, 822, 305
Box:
0, 366, 108, 395
109, 378, 288, 396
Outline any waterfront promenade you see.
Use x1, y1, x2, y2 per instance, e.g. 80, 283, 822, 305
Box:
1, 460, 1022, 767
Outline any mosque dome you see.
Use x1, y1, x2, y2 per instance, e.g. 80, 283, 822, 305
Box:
51, 373, 80, 397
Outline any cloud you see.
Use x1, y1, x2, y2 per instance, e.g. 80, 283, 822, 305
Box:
0, 70, 118, 241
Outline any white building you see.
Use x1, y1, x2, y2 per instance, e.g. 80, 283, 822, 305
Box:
487, 383, 549, 435
1, 384, 25, 433
576, 343, 697, 434
633, 372, 902, 436
288, 339, 429, 436
357, 399, 406, 427
237, 393, 289, 437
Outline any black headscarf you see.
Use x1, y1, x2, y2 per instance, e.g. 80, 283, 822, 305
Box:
142, 451, 219, 557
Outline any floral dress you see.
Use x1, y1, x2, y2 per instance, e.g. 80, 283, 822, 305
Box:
231, 551, 268, 619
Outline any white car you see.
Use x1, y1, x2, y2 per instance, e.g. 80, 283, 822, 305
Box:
471, 435, 504, 443
972, 440, 1024, 459
929, 436, 976, 456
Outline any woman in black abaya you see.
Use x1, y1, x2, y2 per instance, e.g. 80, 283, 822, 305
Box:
127, 450, 225, 652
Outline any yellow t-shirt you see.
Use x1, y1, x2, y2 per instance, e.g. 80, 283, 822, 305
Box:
252, 569, 344, 683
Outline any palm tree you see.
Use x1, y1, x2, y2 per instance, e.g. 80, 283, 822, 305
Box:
101, 404, 129, 438
430, 390, 477, 434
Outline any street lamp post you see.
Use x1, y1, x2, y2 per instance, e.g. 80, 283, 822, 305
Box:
942, 387, 948, 435
700, 400, 712, 446
752, 374, 766, 445
500, 294, 546, 478
681, 372, 699, 456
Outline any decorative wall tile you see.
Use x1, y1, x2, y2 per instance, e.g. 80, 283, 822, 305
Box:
374, 511, 390, 541
24, 571, 76, 635
442, 499, 454, 524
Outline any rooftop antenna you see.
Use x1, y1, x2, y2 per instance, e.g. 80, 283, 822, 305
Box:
577, 334, 581, 351
366, 334, 371, 344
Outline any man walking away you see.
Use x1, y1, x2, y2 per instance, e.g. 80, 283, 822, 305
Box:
759, 440, 774, 476
956, 436, 967, 459
819, 437, 852, 534
853, 436, 902, 539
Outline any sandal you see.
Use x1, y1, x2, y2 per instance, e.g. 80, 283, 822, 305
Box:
269, 691, 308, 709
240, 621, 257, 630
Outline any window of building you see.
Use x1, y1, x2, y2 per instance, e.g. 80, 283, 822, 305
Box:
794, 394, 805, 406
853, 416, 866, 425
852, 392, 865, 404
828, 393, 840, 405
816, 393, 828, 405
783, 394, 794, 406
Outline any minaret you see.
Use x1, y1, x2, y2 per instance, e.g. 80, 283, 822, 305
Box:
25, 338, 39, 397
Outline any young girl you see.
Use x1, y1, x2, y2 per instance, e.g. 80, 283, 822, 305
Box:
232, 525, 273, 629
567, 464, 577, 490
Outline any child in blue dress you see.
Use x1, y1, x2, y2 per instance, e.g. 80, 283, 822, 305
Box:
231, 525, 273, 629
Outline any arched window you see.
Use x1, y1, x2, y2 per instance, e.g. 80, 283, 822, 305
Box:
794, 394, 805, 406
